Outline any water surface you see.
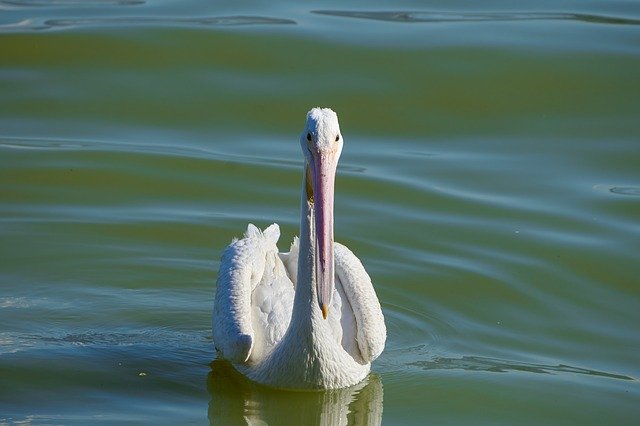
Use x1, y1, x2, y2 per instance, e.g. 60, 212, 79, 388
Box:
1, 0, 639, 424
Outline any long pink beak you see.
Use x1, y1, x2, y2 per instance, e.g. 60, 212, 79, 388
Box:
310, 149, 337, 319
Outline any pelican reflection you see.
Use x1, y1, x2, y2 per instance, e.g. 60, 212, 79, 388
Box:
207, 359, 384, 425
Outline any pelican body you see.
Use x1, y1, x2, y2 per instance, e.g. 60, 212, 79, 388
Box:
212, 108, 386, 389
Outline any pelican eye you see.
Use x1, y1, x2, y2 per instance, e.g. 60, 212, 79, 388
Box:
306, 132, 312, 142
335, 135, 340, 142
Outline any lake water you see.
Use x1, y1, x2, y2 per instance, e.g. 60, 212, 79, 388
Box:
1, 0, 639, 424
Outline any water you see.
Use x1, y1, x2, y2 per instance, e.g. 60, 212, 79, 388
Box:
1, 0, 639, 424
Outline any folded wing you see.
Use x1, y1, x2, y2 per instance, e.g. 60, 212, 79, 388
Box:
334, 243, 386, 363
213, 223, 285, 363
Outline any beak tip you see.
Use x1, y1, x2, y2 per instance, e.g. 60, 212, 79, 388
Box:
321, 304, 328, 320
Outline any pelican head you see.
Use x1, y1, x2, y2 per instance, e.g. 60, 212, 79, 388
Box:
300, 107, 344, 319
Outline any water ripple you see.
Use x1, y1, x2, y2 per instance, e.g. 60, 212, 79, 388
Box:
410, 355, 635, 381
609, 186, 640, 197
0, 137, 88, 150
0, 135, 293, 167
0, 328, 209, 354
46, 15, 296, 28
593, 184, 640, 197
0, 0, 143, 7
0, 15, 296, 31
313, 10, 640, 26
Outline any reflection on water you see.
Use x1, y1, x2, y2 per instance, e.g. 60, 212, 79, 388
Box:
411, 356, 635, 381
207, 360, 384, 426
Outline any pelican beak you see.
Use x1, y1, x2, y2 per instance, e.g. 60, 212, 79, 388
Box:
310, 149, 337, 320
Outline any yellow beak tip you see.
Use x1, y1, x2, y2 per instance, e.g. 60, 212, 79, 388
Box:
321, 304, 328, 320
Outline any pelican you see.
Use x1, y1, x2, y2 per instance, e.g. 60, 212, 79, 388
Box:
212, 107, 386, 389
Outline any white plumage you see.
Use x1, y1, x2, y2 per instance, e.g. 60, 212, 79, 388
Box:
213, 108, 386, 389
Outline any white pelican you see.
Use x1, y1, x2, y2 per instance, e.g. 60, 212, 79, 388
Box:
212, 107, 386, 389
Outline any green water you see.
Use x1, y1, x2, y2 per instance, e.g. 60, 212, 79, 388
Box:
1, 0, 639, 424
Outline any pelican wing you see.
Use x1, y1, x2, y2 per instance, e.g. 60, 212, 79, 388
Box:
213, 223, 283, 363
334, 243, 386, 363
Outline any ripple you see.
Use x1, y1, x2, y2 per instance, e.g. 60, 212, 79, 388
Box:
410, 355, 635, 381
313, 10, 640, 26
44, 15, 296, 29
0, 297, 31, 308
593, 184, 640, 197
37, 329, 206, 347
0, 137, 88, 150
0, 15, 296, 32
0, 135, 289, 166
0, 0, 143, 6
384, 301, 454, 347
1, 328, 209, 355
610, 186, 640, 196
